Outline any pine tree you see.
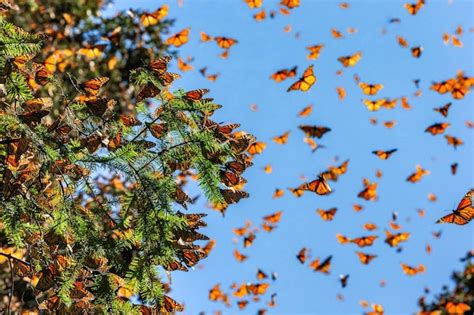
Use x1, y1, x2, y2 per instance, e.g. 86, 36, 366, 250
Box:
416, 251, 473, 315
0, 2, 254, 313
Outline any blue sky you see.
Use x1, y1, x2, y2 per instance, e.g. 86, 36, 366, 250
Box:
111, 0, 473, 313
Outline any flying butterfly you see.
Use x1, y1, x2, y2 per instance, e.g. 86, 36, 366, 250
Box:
280, 0, 300, 9
372, 149, 398, 160
445, 135, 463, 149
404, 0, 425, 15
300, 174, 332, 195
273, 131, 290, 144
351, 235, 378, 247
287, 65, 316, 92
215, 36, 238, 49
307, 44, 324, 60
433, 102, 452, 117
359, 82, 384, 95
166, 28, 190, 47
436, 189, 473, 225
317, 208, 337, 221
362, 99, 385, 111
356, 251, 377, 265
338, 51, 362, 67
299, 125, 331, 139
140, 5, 168, 27
270, 66, 297, 82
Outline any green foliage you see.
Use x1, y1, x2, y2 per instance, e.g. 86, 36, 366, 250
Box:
0, 3, 253, 314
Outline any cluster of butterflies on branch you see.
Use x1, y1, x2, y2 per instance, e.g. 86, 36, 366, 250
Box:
138, 0, 474, 314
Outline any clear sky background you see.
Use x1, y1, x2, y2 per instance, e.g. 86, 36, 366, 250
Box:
111, 0, 473, 313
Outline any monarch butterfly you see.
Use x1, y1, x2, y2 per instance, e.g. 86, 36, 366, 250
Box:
220, 170, 242, 187
80, 77, 109, 96
85, 98, 116, 117
272, 188, 284, 199
254, 10, 266, 21
221, 189, 249, 204
352, 204, 363, 212
338, 51, 362, 67
34, 64, 53, 86
244, 0, 263, 8
263, 211, 283, 224
363, 99, 385, 111
363, 223, 378, 231
317, 208, 337, 221
445, 301, 471, 315
339, 2, 349, 9
164, 260, 188, 272
368, 303, 384, 315
296, 248, 308, 264
436, 189, 473, 225
248, 283, 270, 295
358, 179, 378, 201
200, 31, 213, 42
177, 57, 193, 72
159, 295, 184, 312
234, 249, 248, 262
339, 274, 349, 288
299, 125, 331, 138
451, 162, 458, 175
451, 82, 469, 99
322, 159, 349, 182
331, 28, 343, 39
385, 231, 410, 247
247, 141, 266, 155
300, 174, 332, 195
270, 66, 297, 82
78, 44, 107, 59
307, 44, 324, 60
273, 131, 290, 144
310, 255, 332, 273
184, 88, 209, 101
336, 233, 350, 244
397, 36, 409, 47
243, 232, 256, 247
289, 187, 305, 197
445, 135, 463, 149
215, 36, 238, 49
209, 284, 224, 301
411, 46, 423, 58
166, 28, 190, 47
451, 35, 463, 47
237, 300, 249, 310
430, 80, 455, 94
206, 73, 220, 82
359, 82, 384, 95
433, 102, 452, 117
262, 222, 275, 232
425, 122, 451, 135
383, 120, 397, 128
351, 236, 378, 247
356, 251, 377, 265
287, 65, 316, 92
280, 0, 300, 9
406, 165, 430, 183
401, 263, 425, 276
147, 56, 171, 75
298, 104, 313, 117
140, 5, 168, 27
372, 148, 398, 160
233, 283, 249, 297
404, 0, 425, 15
226, 159, 253, 175
336, 87, 346, 100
